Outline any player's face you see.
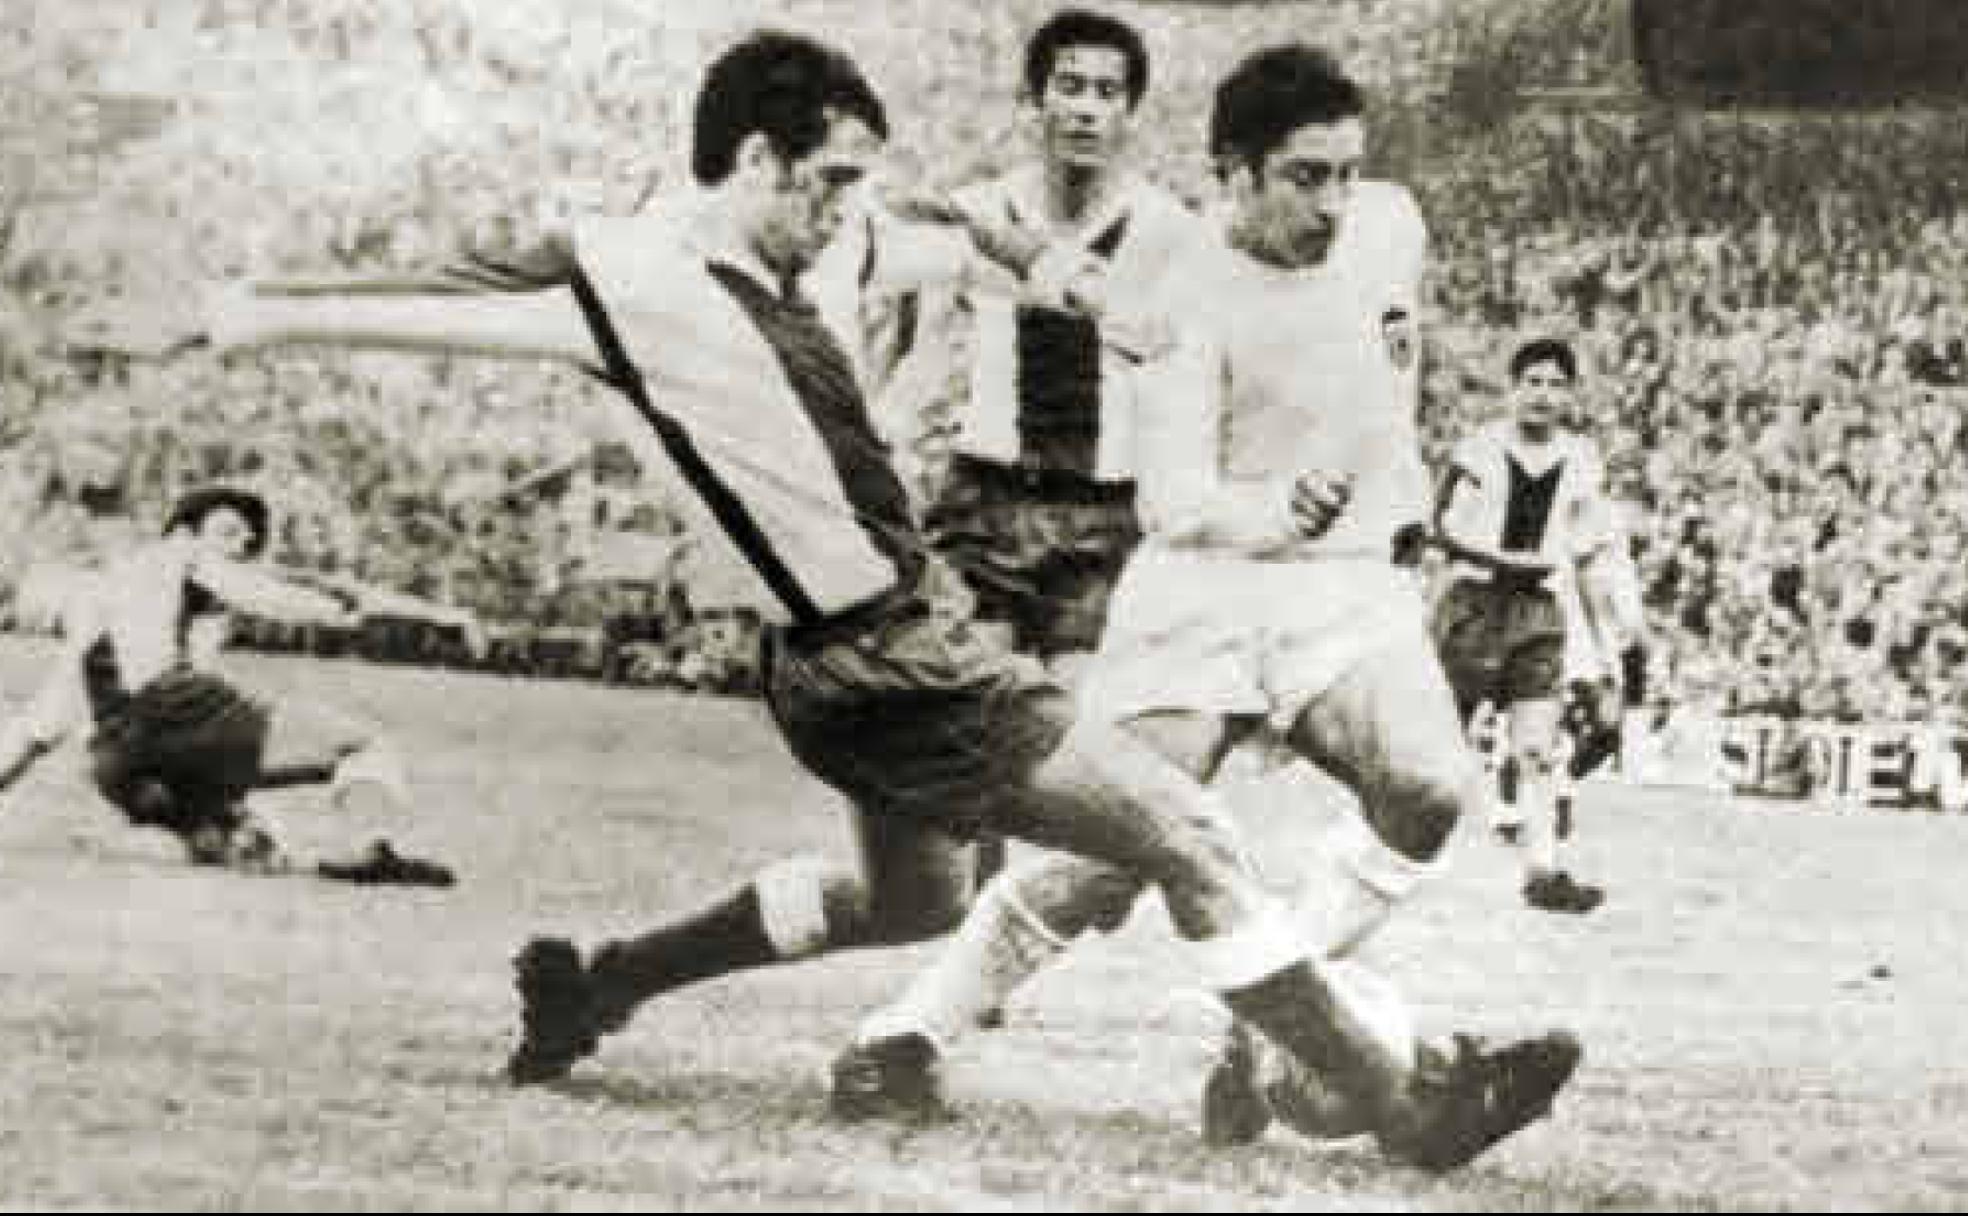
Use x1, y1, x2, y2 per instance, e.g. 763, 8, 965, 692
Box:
1034, 46, 1134, 173
756, 112, 881, 279
1512, 359, 1574, 438
195, 507, 255, 562
1230, 117, 1362, 270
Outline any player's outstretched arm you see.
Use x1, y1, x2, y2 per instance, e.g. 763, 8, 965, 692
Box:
190, 558, 363, 631
205, 280, 597, 366
0, 594, 102, 798
295, 572, 489, 662
872, 189, 1164, 357
0, 713, 59, 798
1427, 529, 1558, 581
0, 717, 51, 791
61, 237, 601, 369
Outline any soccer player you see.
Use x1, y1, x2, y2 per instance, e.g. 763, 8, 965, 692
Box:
1431, 337, 1611, 914
833, 43, 1582, 1165
0, 483, 462, 884
916, 9, 1208, 672
66, 31, 1566, 1173
885, 9, 1209, 898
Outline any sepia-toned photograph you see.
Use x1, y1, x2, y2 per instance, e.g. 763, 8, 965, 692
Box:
4, 0, 1967, 1208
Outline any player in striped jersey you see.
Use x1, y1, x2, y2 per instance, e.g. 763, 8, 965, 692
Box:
0, 484, 462, 883
838, 44, 1581, 1166
919, 9, 1209, 672
1432, 338, 1610, 914
1481, 418, 1651, 846
67, 32, 1553, 1170
860, 7, 1214, 898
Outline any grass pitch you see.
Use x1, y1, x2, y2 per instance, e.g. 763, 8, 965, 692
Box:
1, 635, 1964, 1210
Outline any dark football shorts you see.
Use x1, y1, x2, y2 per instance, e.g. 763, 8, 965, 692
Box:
762, 575, 1073, 839
88, 667, 272, 827
1563, 676, 1621, 741
925, 454, 1142, 658
1431, 577, 1567, 714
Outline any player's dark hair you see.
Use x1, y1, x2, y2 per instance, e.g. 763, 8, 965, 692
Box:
165, 486, 270, 558
1024, 9, 1150, 108
692, 31, 889, 186
1510, 337, 1579, 384
1210, 44, 1363, 177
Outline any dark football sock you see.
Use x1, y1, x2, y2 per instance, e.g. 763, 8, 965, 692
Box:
1620, 645, 1648, 709
1570, 728, 1621, 780
588, 885, 778, 1023
1220, 962, 1404, 1122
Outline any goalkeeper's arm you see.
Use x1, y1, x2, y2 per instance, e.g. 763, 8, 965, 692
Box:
190, 558, 362, 630
0, 594, 105, 798
288, 571, 488, 660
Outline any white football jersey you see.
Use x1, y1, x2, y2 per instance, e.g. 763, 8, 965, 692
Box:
1134, 179, 1431, 560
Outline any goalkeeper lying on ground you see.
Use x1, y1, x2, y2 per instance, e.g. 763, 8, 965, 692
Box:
0, 484, 465, 885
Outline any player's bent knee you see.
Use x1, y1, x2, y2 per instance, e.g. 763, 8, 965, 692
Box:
756, 855, 865, 958
1383, 783, 1462, 860
1362, 747, 1476, 861
1140, 824, 1257, 936
1076, 866, 1147, 934
868, 882, 973, 945
1007, 855, 1145, 936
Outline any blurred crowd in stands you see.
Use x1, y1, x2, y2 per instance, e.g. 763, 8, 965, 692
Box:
1414, 108, 1968, 732
4, 0, 1968, 722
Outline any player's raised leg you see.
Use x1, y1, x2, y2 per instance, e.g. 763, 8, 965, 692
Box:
837, 704, 1582, 1171
1220, 636, 1479, 1146
508, 806, 982, 1086
834, 706, 1260, 1112
249, 696, 451, 884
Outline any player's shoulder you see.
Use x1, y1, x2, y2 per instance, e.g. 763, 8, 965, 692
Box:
1450, 419, 1514, 468
574, 205, 690, 261
96, 537, 188, 599
1468, 418, 1517, 451
952, 166, 1035, 221
1352, 180, 1427, 243
1355, 179, 1423, 221
1123, 176, 1209, 236
1560, 429, 1608, 469
1142, 219, 1237, 314
572, 195, 732, 305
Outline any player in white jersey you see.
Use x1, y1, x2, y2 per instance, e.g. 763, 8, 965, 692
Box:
0, 484, 463, 883
1432, 338, 1610, 913
834, 44, 1581, 1169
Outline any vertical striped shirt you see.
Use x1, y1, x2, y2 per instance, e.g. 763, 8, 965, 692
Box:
946, 167, 1210, 482
1441, 421, 1613, 567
